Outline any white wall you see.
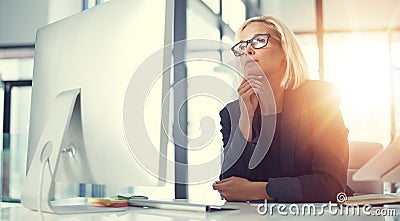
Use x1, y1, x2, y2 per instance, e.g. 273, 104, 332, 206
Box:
0, 0, 82, 46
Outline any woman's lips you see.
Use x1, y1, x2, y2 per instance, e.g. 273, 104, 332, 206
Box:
245, 59, 257, 66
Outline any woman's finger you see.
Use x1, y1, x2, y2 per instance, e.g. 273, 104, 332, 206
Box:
246, 74, 263, 80
239, 87, 256, 99
247, 79, 263, 91
237, 81, 249, 93
239, 79, 262, 92
242, 78, 263, 90
238, 84, 256, 97
237, 78, 248, 90
238, 83, 253, 94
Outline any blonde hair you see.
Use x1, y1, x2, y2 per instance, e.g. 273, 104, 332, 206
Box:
237, 16, 309, 89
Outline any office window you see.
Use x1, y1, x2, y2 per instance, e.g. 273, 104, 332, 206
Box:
0, 58, 33, 81
83, 0, 98, 10
261, 0, 316, 33
201, 0, 220, 14
249, 0, 259, 7
0, 88, 3, 199
295, 34, 320, 80
84, 0, 110, 10
222, 0, 245, 32
392, 32, 400, 136
185, 41, 225, 203
0, 55, 33, 201
8, 87, 31, 199
186, 0, 242, 202
186, 51, 238, 202
324, 33, 392, 146
222, 34, 234, 46
187, 5, 219, 40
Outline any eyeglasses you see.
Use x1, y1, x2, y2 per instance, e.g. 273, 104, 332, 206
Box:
231, 34, 271, 57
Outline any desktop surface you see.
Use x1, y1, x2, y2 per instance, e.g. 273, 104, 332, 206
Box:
2, 200, 400, 221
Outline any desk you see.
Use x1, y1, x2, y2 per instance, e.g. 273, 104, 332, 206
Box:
1, 201, 399, 221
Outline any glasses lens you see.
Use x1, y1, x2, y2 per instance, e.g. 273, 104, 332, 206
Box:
232, 42, 247, 56
252, 35, 269, 49
238, 42, 248, 51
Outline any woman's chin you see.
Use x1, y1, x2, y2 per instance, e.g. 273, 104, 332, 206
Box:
244, 64, 264, 75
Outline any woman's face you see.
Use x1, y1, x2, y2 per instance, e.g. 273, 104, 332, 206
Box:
238, 22, 286, 79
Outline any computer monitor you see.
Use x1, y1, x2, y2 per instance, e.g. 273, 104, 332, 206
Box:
21, 0, 173, 214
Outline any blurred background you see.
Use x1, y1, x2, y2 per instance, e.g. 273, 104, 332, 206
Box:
0, 0, 399, 204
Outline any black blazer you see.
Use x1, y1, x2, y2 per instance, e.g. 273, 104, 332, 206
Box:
219, 80, 349, 203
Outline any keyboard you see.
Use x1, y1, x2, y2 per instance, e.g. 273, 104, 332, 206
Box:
128, 199, 240, 212
51, 205, 125, 214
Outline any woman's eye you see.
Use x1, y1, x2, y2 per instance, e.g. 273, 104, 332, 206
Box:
239, 44, 247, 50
255, 37, 266, 44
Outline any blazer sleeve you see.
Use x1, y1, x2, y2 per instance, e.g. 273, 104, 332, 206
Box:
219, 105, 258, 180
266, 82, 349, 202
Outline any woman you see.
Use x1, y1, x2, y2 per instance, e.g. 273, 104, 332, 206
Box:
212, 16, 349, 203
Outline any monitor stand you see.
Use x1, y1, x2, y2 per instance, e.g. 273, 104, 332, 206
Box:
21, 88, 124, 214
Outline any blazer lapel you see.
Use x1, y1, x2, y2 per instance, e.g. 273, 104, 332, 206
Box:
280, 86, 304, 175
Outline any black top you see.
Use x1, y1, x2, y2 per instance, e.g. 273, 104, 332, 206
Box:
250, 111, 282, 181
220, 107, 282, 182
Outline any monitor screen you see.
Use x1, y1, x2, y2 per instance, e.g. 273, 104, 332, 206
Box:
21, 0, 173, 213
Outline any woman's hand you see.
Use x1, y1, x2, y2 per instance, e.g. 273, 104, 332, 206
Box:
245, 71, 277, 115
212, 176, 271, 202
237, 79, 259, 140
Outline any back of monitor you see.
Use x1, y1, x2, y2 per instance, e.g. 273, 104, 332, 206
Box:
353, 136, 400, 182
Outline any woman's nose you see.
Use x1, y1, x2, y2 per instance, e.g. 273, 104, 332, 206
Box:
245, 44, 255, 55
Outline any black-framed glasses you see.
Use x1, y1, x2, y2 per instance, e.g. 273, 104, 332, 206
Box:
231, 34, 271, 57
